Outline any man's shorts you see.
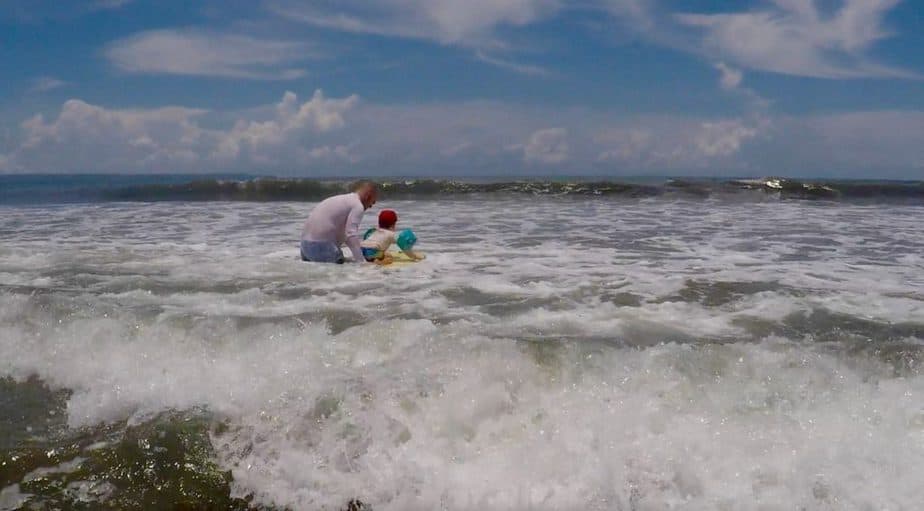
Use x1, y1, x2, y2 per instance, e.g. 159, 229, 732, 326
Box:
301, 240, 345, 264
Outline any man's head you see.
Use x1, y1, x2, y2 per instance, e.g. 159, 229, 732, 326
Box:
354, 181, 378, 210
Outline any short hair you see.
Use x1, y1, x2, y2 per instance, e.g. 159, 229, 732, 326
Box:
352, 180, 378, 194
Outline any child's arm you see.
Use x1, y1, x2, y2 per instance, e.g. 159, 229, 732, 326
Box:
402, 249, 425, 260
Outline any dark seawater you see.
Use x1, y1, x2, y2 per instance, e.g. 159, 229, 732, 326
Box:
1, 175, 923, 204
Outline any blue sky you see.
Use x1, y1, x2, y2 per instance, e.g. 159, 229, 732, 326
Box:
1, 0, 923, 178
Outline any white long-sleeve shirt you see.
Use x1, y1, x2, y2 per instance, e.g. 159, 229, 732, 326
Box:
301, 192, 365, 262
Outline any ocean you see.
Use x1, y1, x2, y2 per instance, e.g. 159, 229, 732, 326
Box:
1, 175, 923, 510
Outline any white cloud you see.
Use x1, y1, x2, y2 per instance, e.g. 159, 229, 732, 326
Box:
714, 62, 742, 90
596, 129, 653, 163
94, 0, 133, 9
211, 90, 359, 164
442, 141, 474, 157
268, 0, 561, 48
772, 111, 924, 172
348, 100, 541, 165
30, 76, 67, 93
475, 51, 551, 76
595, 117, 764, 168
1, 0, 132, 21
15, 99, 209, 172
106, 29, 315, 80
301, 144, 361, 164
695, 120, 758, 157
712, 62, 773, 113
677, 0, 913, 79
524, 128, 569, 164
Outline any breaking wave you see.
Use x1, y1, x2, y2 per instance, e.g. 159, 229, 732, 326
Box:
73, 177, 924, 203
2, 175, 922, 204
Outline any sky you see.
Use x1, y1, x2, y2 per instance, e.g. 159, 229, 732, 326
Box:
1, 0, 923, 178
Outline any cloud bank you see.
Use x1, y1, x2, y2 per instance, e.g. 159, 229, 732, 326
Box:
2, 92, 922, 177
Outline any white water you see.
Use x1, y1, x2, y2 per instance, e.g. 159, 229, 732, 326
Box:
2, 199, 924, 510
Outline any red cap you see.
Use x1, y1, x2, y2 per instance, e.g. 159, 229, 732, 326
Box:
378, 209, 398, 227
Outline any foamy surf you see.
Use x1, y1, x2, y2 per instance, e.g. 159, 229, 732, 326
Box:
1, 197, 923, 510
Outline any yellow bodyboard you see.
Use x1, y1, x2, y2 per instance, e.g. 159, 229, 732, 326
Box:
380, 251, 423, 267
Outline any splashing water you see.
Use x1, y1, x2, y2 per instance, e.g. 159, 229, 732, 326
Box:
1, 197, 923, 510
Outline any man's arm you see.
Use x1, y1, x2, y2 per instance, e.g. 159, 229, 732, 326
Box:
344, 202, 366, 263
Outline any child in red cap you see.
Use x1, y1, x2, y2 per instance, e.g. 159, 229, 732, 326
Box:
360, 209, 423, 264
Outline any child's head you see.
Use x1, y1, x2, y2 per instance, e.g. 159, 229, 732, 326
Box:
378, 209, 398, 229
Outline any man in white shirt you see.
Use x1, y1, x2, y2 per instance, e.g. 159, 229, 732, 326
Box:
300, 182, 378, 264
